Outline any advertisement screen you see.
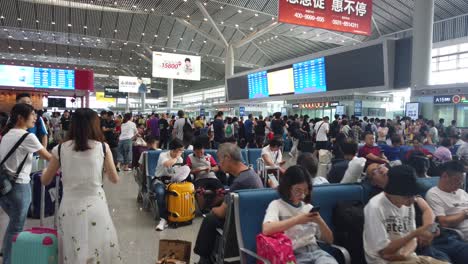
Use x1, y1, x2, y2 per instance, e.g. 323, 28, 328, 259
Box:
267, 68, 294, 96
248, 71, 269, 99
278, 0, 372, 36
0, 65, 35, 87
152, 52, 201, 81
293, 57, 327, 95
405, 102, 420, 120
118, 76, 151, 93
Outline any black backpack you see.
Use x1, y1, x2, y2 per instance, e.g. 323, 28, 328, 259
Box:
183, 118, 193, 145
333, 201, 366, 264
330, 120, 340, 138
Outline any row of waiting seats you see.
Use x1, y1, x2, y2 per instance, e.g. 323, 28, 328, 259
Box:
226, 177, 443, 264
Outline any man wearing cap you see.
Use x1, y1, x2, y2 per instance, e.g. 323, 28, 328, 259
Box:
363, 165, 448, 264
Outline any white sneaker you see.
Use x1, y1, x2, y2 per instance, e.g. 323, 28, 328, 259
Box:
156, 218, 168, 231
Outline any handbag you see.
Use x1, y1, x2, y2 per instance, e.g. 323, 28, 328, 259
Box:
0, 133, 30, 197
256, 232, 296, 264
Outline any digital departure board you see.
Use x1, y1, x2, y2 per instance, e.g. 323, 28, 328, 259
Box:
293, 57, 327, 94
248, 71, 269, 99
34, 68, 75, 90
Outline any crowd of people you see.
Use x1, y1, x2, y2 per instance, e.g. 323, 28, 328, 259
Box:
0, 98, 467, 264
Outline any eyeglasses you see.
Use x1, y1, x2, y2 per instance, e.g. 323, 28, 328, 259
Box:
291, 187, 309, 197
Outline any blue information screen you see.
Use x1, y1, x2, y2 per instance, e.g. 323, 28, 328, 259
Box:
248, 71, 269, 99
34, 68, 75, 90
293, 57, 326, 95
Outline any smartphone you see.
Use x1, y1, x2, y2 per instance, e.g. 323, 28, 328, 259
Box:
310, 206, 321, 213
430, 223, 439, 234
268, 174, 279, 188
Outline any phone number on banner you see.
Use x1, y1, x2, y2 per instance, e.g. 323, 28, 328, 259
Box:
294, 12, 325, 22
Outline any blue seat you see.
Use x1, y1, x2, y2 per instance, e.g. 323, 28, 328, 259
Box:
183, 150, 193, 162
311, 184, 365, 232
241, 149, 249, 165
399, 145, 414, 162
422, 145, 437, 154
145, 150, 165, 178
416, 177, 440, 197
233, 188, 351, 264
204, 149, 218, 162
247, 149, 263, 170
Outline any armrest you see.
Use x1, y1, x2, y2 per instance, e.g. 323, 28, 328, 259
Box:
441, 227, 464, 240
239, 248, 271, 264
216, 228, 223, 236
318, 241, 351, 264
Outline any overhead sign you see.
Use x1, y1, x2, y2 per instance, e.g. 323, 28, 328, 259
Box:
96, 92, 116, 103
299, 101, 339, 109
405, 102, 420, 120
433, 95, 453, 104
152, 52, 201, 81
278, 0, 373, 36
104, 86, 127, 98
0, 65, 75, 89
200, 108, 205, 117
118, 76, 151, 93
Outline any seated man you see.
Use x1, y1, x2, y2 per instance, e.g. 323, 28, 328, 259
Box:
194, 143, 263, 264
186, 140, 224, 211
363, 165, 448, 264
154, 138, 185, 231
138, 136, 160, 168
328, 140, 365, 184
261, 137, 286, 174
358, 131, 389, 168
426, 161, 468, 242
380, 135, 403, 167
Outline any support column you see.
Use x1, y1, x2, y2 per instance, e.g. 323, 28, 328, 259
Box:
85, 92, 90, 108
125, 93, 130, 113
141, 92, 146, 113
411, 0, 434, 89
225, 45, 235, 79
167, 78, 174, 111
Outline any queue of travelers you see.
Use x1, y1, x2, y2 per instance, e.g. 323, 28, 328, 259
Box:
0, 99, 467, 264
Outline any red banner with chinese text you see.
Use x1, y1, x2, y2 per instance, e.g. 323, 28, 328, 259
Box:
278, 0, 373, 36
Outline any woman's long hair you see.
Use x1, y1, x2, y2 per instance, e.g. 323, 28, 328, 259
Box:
2, 103, 35, 136
68, 108, 104, 151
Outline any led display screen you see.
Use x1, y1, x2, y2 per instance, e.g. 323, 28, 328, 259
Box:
293, 57, 327, 95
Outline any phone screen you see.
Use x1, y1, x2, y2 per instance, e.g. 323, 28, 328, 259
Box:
310, 206, 320, 213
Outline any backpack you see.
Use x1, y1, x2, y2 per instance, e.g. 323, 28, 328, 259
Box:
225, 124, 233, 138
256, 233, 296, 264
332, 201, 365, 264
330, 120, 340, 138
183, 119, 193, 145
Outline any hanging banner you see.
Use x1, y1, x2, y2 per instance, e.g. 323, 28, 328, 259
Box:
200, 108, 205, 117
96, 92, 116, 103
278, 0, 373, 36
152, 52, 201, 81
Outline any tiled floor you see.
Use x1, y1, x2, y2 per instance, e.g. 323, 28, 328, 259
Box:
0, 171, 202, 264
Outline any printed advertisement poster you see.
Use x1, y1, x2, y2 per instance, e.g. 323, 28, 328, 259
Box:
152, 52, 201, 81
405, 102, 420, 120
278, 0, 373, 36
118, 76, 151, 93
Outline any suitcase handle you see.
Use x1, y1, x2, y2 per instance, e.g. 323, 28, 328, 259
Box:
40, 174, 60, 228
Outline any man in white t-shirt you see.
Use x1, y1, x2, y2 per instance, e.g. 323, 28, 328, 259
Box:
173, 110, 191, 142
363, 165, 444, 264
261, 137, 285, 174
426, 161, 468, 239
314, 116, 330, 151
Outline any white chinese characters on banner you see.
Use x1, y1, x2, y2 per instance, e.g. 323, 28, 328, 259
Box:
287, 0, 325, 9
331, 0, 344, 12
329, 0, 368, 16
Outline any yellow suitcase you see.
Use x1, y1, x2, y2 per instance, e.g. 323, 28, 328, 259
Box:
167, 182, 196, 226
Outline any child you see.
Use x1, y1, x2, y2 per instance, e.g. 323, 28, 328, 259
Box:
262, 165, 338, 264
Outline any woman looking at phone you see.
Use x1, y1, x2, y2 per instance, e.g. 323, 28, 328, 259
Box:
262, 165, 338, 264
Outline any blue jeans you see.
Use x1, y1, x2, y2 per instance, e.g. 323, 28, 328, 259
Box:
117, 139, 133, 165
431, 229, 468, 264
154, 183, 167, 219
0, 183, 32, 264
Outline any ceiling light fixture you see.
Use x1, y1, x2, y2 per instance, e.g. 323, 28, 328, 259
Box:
238, 10, 242, 13
204, 18, 208, 21
51, 21, 55, 25
0, 16, 4, 19
154, 34, 158, 37
17, 18, 22, 21
235, 24, 239, 27
68, 23, 72, 27
36, 20, 39, 23
83, 25, 87, 29
220, 6, 223, 9
220, 21, 224, 24
250, 27, 254, 31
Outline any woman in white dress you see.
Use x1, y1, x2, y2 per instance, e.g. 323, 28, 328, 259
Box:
42, 108, 121, 264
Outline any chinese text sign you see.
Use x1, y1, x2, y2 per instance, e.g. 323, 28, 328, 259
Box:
278, 0, 373, 36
